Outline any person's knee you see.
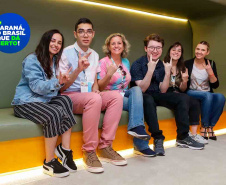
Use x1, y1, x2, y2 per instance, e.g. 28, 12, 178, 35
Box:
181, 94, 190, 105
47, 107, 63, 125
174, 95, 189, 110
191, 98, 201, 109
61, 95, 73, 108
175, 94, 186, 104
216, 93, 226, 104
87, 93, 102, 107
143, 94, 155, 106
202, 92, 213, 102
109, 91, 123, 106
131, 86, 142, 95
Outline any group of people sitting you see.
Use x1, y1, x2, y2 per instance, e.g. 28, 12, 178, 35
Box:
12, 17, 225, 177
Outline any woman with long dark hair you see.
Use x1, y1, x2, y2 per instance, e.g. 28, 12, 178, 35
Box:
185, 41, 225, 140
164, 42, 207, 144
12, 29, 77, 177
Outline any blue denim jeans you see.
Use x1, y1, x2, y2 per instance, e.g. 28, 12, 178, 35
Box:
187, 90, 225, 127
123, 86, 149, 151
123, 86, 145, 130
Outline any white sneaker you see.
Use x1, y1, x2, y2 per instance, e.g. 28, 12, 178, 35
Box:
189, 132, 208, 144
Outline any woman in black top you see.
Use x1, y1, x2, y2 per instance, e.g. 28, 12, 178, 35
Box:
164, 42, 207, 144
185, 41, 225, 140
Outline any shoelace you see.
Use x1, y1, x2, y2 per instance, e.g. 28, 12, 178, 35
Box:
87, 152, 99, 162
186, 136, 196, 143
105, 147, 121, 157
51, 158, 64, 167
155, 139, 163, 148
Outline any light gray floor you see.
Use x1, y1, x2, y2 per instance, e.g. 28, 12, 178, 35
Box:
4, 135, 226, 185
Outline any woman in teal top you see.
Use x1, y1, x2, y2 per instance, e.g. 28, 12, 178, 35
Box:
98, 33, 156, 157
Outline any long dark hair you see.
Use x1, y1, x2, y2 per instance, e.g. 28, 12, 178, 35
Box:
35, 29, 64, 79
164, 42, 185, 73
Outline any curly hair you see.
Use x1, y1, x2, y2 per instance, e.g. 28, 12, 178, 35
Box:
102, 33, 130, 58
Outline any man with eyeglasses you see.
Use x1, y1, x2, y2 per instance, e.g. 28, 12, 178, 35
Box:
58, 18, 126, 173
130, 33, 204, 156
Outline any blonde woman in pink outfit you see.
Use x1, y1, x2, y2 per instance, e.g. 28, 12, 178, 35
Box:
97, 33, 155, 157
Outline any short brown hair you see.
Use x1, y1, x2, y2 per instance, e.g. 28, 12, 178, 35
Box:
103, 33, 130, 58
144, 33, 164, 47
199, 41, 210, 51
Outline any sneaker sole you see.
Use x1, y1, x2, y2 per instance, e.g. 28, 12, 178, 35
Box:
155, 152, 165, 156
176, 142, 204, 150
99, 157, 128, 166
83, 164, 104, 173
134, 150, 156, 157
55, 147, 77, 173
43, 166, 70, 178
127, 131, 151, 141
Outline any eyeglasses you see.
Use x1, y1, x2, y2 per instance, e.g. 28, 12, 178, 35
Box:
77, 29, 93, 36
147, 46, 162, 51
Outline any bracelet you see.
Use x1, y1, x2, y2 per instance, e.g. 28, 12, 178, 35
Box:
209, 73, 214, 77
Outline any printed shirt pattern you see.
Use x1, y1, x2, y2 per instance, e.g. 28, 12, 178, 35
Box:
97, 56, 131, 92
190, 64, 210, 91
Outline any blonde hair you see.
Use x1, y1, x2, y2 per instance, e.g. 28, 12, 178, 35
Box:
102, 33, 130, 58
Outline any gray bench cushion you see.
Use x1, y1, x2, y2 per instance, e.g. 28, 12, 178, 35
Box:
0, 107, 174, 141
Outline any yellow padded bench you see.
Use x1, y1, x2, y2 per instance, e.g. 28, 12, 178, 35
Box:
1, 107, 226, 174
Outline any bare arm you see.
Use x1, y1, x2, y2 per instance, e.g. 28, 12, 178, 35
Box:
179, 68, 189, 92
135, 68, 155, 92
159, 73, 170, 93
204, 60, 217, 83
159, 59, 172, 93
92, 73, 99, 92
135, 55, 158, 92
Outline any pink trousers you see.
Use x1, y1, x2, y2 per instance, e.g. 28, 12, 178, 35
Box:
62, 91, 123, 152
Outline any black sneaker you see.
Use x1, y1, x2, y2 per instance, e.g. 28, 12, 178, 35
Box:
154, 139, 165, 156
176, 136, 205, 150
134, 147, 156, 157
43, 158, 69, 178
128, 126, 151, 141
55, 144, 77, 172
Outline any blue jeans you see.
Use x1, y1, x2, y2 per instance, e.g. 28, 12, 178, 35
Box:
187, 90, 225, 127
123, 86, 149, 151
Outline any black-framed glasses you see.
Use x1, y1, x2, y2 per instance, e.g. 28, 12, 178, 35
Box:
147, 46, 162, 51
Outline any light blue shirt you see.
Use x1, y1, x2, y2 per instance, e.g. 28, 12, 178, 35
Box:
59, 42, 99, 92
12, 54, 61, 105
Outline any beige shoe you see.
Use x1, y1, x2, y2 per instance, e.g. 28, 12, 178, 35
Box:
99, 146, 127, 166
83, 151, 104, 173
